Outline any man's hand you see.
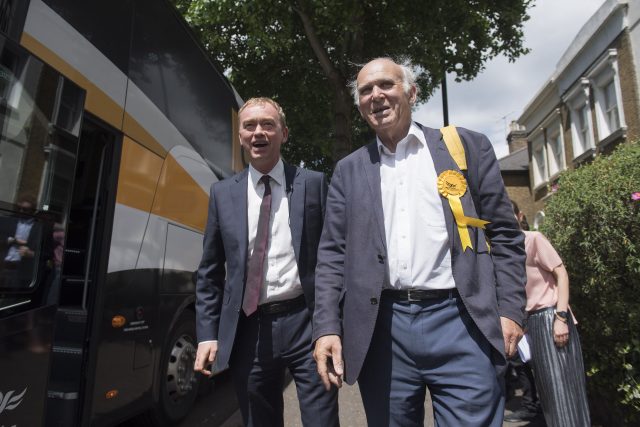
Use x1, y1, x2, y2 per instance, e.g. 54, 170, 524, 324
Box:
313, 335, 344, 390
500, 316, 523, 358
194, 341, 218, 377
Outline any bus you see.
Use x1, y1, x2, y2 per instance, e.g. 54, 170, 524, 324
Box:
0, 0, 244, 425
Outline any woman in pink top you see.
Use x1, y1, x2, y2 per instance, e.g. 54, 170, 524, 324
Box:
513, 202, 590, 427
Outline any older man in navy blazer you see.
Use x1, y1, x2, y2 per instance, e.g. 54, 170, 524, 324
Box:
194, 98, 338, 426
313, 58, 526, 426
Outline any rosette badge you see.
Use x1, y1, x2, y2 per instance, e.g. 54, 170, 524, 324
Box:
437, 170, 490, 251
437, 170, 467, 197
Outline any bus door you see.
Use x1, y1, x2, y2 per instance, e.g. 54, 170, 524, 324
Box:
45, 115, 119, 426
0, 33, 85, 427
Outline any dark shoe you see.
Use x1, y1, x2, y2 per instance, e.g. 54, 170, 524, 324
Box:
504, 408, 540, 422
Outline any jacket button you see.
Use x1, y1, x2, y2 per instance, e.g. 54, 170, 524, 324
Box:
370, 298, 378, 305
377, 254, 385, 263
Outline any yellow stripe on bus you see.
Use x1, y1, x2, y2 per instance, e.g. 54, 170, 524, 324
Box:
122, 112, 168, 158
20, 32, 168, 158
116, 137, 163, 213
21, 32, 124, 130
152, 155, 209, 232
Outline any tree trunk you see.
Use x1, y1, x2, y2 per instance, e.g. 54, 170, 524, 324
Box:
332, 86, 353, 162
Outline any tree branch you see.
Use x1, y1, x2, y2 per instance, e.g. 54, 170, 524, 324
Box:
292, 1, 343, 89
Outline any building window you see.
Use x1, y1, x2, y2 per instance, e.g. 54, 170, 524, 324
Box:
531, 133, 547, 188
564, 78, 594, 159
530, 110, 565, 188
603, 79, 620, 130
588, 49, 625, 141
547, 122, 565, 177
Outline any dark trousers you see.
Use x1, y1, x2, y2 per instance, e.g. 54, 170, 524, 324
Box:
506, 354, 540, 412
229, 305, 339, 427
358, 292, 504, 427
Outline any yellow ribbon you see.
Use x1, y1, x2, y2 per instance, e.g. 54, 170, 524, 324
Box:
437, 170, 490, 251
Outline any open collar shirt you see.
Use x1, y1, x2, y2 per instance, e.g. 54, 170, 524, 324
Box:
377, 122, 455, 290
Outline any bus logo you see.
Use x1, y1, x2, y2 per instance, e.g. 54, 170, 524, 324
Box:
0, 388, 27, 414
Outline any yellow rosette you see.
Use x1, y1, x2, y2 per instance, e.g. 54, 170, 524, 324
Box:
437, 170, 490, 251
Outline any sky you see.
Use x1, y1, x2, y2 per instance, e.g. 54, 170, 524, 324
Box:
413, 0, 607, 159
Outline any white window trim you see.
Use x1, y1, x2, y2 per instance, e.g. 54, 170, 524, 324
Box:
587, 49, 626, 141
541, 109, 565, 176
545, 117, 565, 178
529, 109, 566, 190
530, 127, 548, 189
564, 78, 595, 158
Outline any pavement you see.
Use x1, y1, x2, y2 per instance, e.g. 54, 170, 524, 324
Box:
219, 375, 546, 427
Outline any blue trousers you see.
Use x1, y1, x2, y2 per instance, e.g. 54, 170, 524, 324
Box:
358, 292, 504, 427
229, 305, 339, 427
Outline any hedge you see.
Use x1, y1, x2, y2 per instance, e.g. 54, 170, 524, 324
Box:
541, 141, 640, 425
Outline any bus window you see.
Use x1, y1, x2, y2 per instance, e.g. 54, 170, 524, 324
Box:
0, 34, 84, 305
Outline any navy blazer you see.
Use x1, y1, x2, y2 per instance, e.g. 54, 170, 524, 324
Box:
196, 162, 328, 371
313, 123, 526, 384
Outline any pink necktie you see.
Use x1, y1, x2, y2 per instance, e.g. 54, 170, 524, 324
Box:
242, 175, 272, 316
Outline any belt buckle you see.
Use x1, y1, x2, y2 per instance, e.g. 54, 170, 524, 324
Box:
266, 301, 284, 314
406, 289, 421, 302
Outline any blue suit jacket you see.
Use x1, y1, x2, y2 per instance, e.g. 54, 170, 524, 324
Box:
196, 163, 328, 371
313, 123, 526, 384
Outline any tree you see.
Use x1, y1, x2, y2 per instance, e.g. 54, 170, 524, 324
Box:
173, 0, 532, 171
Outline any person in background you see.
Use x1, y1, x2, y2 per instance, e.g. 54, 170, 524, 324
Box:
2, 197, 37, 287
512, 201, 590, 426
193, 97, 338, 427
504, 203, 543, 423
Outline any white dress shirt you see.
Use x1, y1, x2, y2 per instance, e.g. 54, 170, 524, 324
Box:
247, 159, 303, 304
378, 122, 455, 290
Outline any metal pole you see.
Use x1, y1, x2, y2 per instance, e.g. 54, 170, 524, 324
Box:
441, 73, 449, 126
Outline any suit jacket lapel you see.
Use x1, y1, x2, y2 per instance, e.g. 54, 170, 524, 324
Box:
420, 124, 459, 255
285, 162, 304, 262
361, 143, 387, 250
231, 169, 249, 266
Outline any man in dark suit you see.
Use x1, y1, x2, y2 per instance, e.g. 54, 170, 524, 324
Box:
194, 98, 338, 427
313, 58, 526, 426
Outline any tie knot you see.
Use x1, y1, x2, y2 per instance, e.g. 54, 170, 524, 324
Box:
260, 175, 271, 194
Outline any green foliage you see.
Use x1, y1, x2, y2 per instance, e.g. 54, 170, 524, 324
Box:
541, 141, 640, 424
172, 0, 532, 172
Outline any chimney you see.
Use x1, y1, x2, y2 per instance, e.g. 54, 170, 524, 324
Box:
507, 121, 527, 153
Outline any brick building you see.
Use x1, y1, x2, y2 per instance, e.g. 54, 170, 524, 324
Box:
500, 0, 640, 229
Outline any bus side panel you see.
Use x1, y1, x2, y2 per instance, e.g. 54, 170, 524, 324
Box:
89, 269, 160, 426
89, 138, 163, 424
0, 305, 56, 427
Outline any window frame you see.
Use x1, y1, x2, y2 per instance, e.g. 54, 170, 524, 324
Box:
530, 128, 547, 189
564, 78, 595, 159
587, 49, 626, 141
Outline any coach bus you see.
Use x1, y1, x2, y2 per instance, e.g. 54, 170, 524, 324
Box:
0, 0, 244, 425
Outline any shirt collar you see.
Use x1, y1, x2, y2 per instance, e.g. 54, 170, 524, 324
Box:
377, 121, 426, 155
249, 158, 284, 188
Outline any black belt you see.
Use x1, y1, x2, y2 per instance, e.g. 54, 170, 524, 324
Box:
258, 295, 306, 315
382, 288, 458, 302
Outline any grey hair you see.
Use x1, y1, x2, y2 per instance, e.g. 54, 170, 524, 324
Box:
348, 57, 420, 106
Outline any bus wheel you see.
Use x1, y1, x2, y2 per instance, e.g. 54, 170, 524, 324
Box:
151, 311, 199, 424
